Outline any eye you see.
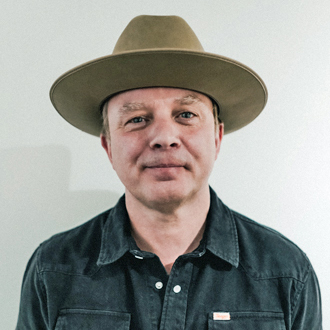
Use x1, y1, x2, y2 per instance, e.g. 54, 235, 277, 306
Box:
128, 117, 146, 124
179, 112, 195, 119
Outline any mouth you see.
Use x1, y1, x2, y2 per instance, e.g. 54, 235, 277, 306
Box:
143, 161, 188, 171
141, 157, 189, 172
143, 163, 186, 181
146, 164, 185, 169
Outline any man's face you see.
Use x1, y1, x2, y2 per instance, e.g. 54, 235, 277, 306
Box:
101, 87, 223, 209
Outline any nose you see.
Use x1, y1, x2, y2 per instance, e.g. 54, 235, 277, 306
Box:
148, 120, 181, 150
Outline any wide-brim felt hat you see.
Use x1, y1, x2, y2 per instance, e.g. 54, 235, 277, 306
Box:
50, 15, 267, 136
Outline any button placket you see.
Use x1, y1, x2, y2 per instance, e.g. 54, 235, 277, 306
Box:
159, 260, 194, 330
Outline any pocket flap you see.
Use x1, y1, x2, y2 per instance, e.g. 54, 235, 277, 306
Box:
209, 311, 285, 329
55, 309, 131, 330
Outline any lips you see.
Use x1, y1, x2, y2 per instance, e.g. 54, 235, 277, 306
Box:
139, 155, 190, 172
142, 159, 187, 169
142, 162, 186, 181
146, 164, 184, 168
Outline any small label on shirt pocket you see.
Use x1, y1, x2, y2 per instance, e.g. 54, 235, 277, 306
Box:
208, 311, 285, 330
54, 309, 131, 330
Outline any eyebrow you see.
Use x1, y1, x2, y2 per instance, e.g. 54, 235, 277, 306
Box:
174, 93, 202, 105
117, 93, 203, 115
118, 102, 146, 115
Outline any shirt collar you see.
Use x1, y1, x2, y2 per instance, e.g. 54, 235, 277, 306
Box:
97, 195, 133, 266
204, 187, 239, 267
97, 187, 239, 268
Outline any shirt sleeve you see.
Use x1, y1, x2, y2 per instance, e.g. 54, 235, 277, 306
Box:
16, 246, 49, 330
291, 262, 322, 330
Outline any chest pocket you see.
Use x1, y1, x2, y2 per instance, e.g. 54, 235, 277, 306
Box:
208, 311, 285, 330
54, 309, 131, 330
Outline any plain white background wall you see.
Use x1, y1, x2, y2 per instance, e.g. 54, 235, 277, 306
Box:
1, 0, 329, 328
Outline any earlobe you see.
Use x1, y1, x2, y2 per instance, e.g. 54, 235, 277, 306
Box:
100, 134, 113, 164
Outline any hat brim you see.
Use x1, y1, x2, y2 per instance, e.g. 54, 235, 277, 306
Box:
50, 49, 267, 136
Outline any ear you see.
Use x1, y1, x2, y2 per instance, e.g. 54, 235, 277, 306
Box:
214, 123, 224, 160
100, 134, 113, 165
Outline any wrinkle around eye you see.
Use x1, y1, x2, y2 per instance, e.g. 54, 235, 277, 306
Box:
175, 111, 200, 125
124, 116, 149, 130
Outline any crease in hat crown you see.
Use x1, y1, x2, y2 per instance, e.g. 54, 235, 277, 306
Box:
112, 15, 204, 54
50, 14, 267, 136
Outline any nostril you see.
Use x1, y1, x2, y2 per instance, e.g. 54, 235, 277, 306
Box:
149, 131, 181, 149
152, 142, 178, 149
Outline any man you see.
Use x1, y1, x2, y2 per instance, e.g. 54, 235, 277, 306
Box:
17, 15, 322, 329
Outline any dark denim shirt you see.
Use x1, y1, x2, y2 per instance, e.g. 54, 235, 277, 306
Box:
17, 188, 322, 329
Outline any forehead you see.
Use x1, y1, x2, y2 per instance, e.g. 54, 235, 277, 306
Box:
106, 87, 213, 112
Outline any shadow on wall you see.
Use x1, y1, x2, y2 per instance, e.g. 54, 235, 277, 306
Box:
0, 145, 120, 327
0, 145, 120, 242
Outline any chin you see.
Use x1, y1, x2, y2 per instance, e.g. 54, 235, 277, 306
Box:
138, 182, 197, 209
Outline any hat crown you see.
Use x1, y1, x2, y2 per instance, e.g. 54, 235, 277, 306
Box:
113, 15, 204, 54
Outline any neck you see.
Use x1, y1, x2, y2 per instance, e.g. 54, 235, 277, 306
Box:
126, 186, 210, 274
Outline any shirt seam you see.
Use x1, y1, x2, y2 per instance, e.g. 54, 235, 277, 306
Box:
36, 268, 101, 277
37, 241, 102, 277
36, 247, 49, 326
232, 211, 310, 264
238, 261, 306, 283
240, 263, 304, 284
290, 262, 312, 320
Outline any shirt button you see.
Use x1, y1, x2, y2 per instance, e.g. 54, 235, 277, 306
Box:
155, 281, 163, 290
173, 285, 181, 293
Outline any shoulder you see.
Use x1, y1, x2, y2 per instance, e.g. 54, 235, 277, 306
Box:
35, 208, 112, 275
230, 209, 311, 282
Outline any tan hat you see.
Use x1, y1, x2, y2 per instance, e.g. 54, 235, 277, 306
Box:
50, 15, 267, 136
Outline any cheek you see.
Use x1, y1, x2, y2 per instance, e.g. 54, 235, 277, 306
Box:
110, 135, 144, 170
188, 129, 217, 156
192, 134, 218, 174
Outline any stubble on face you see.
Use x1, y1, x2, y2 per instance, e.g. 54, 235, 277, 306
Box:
101, 88, 223, 212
